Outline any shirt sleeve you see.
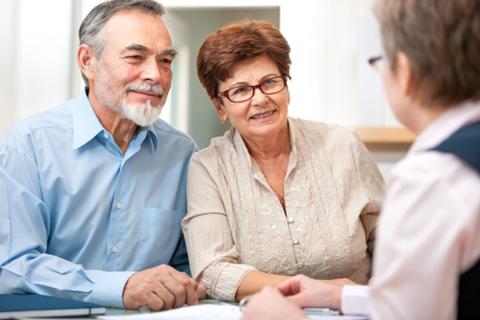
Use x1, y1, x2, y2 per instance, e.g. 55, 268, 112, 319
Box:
341, 285, 370, 316
0, 144, 133, 308
352, 133, 385, 256
368, 152, 480, 319
168, 143, 198, 275
182, 155, 256, 301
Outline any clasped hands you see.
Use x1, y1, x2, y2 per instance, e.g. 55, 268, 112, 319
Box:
242, 275, 352, 320
122, 264, 206, 311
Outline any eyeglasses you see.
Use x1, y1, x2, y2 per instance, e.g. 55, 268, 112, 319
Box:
218, 75, 287, 103
368, 55, 384, 72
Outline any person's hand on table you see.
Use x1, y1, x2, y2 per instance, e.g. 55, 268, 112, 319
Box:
243, 286, 307, 320
122, 264, 206, 311
279, 274, 344, 310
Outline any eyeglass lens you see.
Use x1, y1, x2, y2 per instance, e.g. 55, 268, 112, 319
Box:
225, 76, 285, 102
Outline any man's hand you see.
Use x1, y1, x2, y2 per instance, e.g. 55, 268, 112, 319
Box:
278, 274, 344, 310
243, 287, 307, 320
122, 264, 206, 310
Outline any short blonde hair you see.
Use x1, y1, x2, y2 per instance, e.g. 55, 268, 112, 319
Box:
375, 0, 480, 107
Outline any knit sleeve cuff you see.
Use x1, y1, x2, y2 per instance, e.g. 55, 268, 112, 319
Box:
201, 263, 256, 301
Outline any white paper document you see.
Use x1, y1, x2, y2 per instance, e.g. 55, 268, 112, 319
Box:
98, 304, 368, 320
98, 304, 241, 320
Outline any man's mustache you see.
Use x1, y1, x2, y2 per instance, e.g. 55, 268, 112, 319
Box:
125, 83, 164, 98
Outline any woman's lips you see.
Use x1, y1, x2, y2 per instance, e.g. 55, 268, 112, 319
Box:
250, 110, 275, 120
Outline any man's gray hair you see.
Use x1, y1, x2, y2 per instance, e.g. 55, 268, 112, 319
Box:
79, 0, 165, 86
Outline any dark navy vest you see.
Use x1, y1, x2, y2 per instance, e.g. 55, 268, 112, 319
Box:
431, 120, 480, 319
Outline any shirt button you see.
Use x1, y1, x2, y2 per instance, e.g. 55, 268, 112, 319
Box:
292, 240, 300, 245
115, 201, 123, 209
287, 217, 295, 224
112, 245, 118, 253
103, 132, 109, 139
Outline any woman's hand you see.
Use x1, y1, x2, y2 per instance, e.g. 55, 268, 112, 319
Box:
243, 286, 307, 320
323, 277, 356, 286
277, 275, 344, 310
243, 275, 353, 318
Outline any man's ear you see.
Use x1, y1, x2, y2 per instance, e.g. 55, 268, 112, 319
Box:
77, 44, 97, 81
395, 52, 416, 98
212, 98, 228, 124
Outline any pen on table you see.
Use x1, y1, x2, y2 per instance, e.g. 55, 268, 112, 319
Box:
138, 305, 151, 313
238, 294, 253, 312
238, 294, 338, 317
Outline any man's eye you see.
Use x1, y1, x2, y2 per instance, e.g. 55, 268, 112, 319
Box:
159, 58, 173, 65
126, 55, 142, 61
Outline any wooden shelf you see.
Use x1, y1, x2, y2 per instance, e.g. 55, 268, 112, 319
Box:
354, 127, 415, 151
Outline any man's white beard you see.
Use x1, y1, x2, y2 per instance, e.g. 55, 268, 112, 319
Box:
94, 60, 165, 127
119, 99, 162, 127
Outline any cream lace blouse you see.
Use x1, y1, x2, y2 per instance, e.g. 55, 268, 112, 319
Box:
182, 118, 384, 301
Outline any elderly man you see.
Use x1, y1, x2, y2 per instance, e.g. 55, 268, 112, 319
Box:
0, 0, 205, 311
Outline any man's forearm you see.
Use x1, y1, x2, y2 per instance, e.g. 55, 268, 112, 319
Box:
0, 254, 133, 307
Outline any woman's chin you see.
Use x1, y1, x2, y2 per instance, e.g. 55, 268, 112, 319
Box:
244, 120, 288, 140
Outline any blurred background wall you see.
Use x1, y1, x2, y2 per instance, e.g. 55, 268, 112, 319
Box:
0, 0, 406, 177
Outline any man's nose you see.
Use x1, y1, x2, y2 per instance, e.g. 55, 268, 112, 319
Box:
141, 59, 161, 83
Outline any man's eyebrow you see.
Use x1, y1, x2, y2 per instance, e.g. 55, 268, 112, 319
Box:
161, 48, 178, 57
121, 44, 149, 54
120, 45, 177, 57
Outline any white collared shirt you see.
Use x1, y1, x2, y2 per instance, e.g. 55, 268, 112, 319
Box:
342, 102, 480, 319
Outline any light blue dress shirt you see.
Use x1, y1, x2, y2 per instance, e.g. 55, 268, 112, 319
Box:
0, 92, 197, 308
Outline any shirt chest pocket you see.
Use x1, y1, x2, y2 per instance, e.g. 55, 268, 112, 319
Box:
138, 207, 184, 264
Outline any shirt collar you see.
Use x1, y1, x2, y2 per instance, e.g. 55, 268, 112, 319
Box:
137, 124, 159, 151
410, 101, 480, 154
72, 89, 105, 151
286, 118, 298, 171
72, 89, 159, 151
287, 118, 298, 157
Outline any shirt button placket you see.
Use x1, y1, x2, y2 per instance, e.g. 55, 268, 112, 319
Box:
109, 196, 124, 263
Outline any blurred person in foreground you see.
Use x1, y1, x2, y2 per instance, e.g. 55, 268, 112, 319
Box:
182, 20, 385, 302
244, 0, 480, 319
